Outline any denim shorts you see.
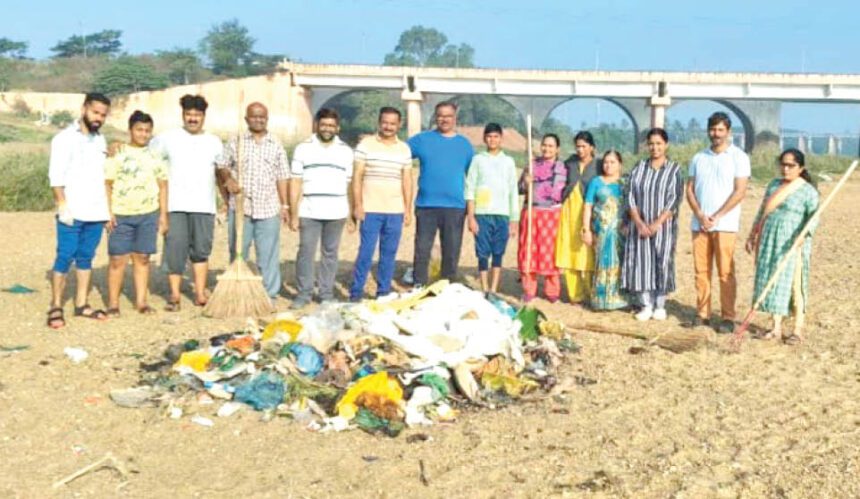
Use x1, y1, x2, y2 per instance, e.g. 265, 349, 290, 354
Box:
108, 211, 159, 255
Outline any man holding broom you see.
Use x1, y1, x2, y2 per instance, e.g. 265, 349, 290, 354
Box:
217, 102, 290, 304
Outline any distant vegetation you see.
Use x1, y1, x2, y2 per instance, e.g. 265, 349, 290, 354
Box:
0, 21, 285, 95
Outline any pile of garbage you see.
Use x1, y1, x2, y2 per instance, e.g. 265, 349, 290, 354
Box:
110, 281, 580, 437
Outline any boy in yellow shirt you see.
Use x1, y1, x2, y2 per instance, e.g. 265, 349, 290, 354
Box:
104, 111, 168, 315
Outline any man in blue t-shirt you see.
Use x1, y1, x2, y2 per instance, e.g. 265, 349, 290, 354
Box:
407, 101, 474, 286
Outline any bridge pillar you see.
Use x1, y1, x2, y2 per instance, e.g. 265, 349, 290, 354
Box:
827, 135, 838, 156
721, 99, 781, 153
797, 135, 808, 154
649, 95, 671, 130
420, 93, 456, 129
401, 90, 423, 137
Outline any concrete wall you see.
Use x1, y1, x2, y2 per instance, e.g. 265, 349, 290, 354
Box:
0, 73, 314, 144
0, 91, 84, 116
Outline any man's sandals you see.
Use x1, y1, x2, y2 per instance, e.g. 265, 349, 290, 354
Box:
73, 304, 108, 321
46, 307, 65, 329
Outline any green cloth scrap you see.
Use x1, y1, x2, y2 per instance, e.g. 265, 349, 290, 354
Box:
418, 373, 450, 400
2, 284, 35, 294
515, 306, 546, 342
354, 407, 405, 437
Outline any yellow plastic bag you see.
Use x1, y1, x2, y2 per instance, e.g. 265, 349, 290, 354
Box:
262, 319, 303, 341
174, 351, 212, 372
336, 372, 403, 420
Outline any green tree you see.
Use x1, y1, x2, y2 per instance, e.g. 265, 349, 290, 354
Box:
199, 19, 256, 76
155, 48, 205, 85
51, 29, 122, 58
0, 38, 28, 59
453, 95, 522, 129
384, 26, 475, 68
93, 56, 168, 95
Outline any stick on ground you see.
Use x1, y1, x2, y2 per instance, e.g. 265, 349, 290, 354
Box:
53, 452, 130, 489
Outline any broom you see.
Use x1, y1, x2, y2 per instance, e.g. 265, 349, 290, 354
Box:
203, 102, 275, 319
570, 322, 708, 353
731, 159, 859, 348
525, 114, 534, 274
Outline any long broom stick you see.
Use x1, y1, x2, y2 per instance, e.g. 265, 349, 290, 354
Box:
525, 114, 534, 274
203, 94, 274, 318
731, 159, 858, 347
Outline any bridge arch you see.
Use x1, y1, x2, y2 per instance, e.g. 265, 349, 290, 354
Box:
665, 99, 756, 152
312, 88, 403, 145
537, 97, 643, 153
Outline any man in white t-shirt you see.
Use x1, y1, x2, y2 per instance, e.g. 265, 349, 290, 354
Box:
288, 108, 354, 309
150, 94, 224, 311
685, 112, 750, 333
46, 93, 112, 328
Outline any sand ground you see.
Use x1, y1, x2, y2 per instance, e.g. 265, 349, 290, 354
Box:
1, 180, 858, 498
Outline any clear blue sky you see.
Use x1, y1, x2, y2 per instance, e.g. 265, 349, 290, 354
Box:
7, 0, 860, 134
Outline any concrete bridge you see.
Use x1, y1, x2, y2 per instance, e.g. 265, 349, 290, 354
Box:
3, 63, 860, 153
290, 63, 860, 153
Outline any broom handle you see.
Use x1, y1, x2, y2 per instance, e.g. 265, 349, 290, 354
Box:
525, 114, 534, 274
747, 159, 858, 315
235, 92, 246, 261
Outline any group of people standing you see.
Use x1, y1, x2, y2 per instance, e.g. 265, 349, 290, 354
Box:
46, 95, 820, 344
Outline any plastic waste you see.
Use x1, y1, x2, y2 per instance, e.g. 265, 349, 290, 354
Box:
487, 294, 517, 318
191, 415, 214, 427
336, 372, 403, 420
516, 306, 546, 342
280, 343, 324, 377
225, 336, 257, 356
355, 392, 402, 420
217, 401, 243, 418
2, 284, 35, 294
63, 347, 88, 364
234, 372, 286, 411
354, 407, 405, 437
204, 381, 236, 399
262, 319, 302, 342
173, 350, 212, 372
480, 372, 539, 398
298, 306, 346, 352
418, 373, 449, 401
109, 386, 160, 408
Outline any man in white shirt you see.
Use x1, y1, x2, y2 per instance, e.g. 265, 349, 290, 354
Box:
151, 94, 224, 311
288, 108, 355, 309
686, 112, 751, 333
47, 92, 112, 328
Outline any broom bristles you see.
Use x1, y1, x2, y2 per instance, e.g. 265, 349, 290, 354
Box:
203, 259, 274, 318
650, 330, 709, 353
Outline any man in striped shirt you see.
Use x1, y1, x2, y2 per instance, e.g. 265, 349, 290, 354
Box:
349, 107, 413, 301
289, 108, 355, 309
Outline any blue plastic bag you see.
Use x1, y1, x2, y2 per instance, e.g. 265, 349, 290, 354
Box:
281, 343, 324, 377
235, 372, 286, 410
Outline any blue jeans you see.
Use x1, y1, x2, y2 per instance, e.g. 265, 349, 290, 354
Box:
475, 215, 509, 271
53, 219, 104, 273
228, 211, 282, 298
350, 213, 404, 300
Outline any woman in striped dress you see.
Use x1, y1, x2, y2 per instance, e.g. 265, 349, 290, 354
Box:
622, 128, 683, 321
